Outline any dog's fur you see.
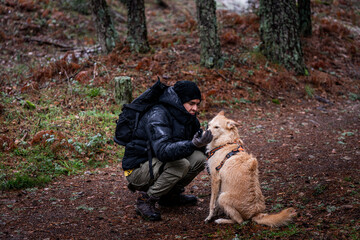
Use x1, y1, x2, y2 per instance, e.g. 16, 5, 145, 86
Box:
205, 111, 296, 226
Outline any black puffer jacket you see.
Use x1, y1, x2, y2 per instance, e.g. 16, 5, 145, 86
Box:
122, 87, 200, 170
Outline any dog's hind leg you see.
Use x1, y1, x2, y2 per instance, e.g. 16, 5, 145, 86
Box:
217, 192, 244, 224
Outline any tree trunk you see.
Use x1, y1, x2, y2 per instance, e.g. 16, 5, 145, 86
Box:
124, 0, 150, 53
114, 76, 132, 106
196, 0, 223, 69
259, 0, 307, 75
90, 0, 118, 54
298, 0, 312, 37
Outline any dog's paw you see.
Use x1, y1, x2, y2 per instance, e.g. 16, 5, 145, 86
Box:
215, 218, 236, 224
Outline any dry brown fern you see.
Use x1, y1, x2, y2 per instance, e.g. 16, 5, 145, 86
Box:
0, 135, 15, 152
30, 130, 75, 156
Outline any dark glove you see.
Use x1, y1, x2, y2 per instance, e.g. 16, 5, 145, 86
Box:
192, 130, 213, 148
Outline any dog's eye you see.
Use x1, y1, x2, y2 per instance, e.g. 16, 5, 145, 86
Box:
214, 126, 219, 129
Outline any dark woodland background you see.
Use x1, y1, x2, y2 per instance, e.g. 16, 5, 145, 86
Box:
0, 0, 359, 239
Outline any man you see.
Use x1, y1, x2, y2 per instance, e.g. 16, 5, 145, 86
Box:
122, 80, 212, 221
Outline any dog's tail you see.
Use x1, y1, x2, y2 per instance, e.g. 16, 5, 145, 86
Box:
252, 208, 296, 227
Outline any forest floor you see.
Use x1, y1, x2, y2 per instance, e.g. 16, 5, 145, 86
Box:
0, 0, 359, 239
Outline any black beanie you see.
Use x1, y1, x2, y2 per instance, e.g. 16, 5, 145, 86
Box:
173, 81, 202, 104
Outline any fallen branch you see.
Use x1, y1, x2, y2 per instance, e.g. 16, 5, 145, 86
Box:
23, 36, 73, 50
111, 10, 127, 23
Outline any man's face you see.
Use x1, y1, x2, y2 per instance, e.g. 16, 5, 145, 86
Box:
183, 99, 200, 115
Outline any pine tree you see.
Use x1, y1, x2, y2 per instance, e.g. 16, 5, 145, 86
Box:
196, 0, 223, 68
259, 0, 307, 75
123, 0, 150, 53
298, 0, 312, 37
90, 0, 118, 53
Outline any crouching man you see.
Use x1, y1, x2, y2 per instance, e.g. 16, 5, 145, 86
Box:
122, 80, 212, 221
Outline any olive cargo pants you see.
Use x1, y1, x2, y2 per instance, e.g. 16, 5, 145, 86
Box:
126, 151, 206, 198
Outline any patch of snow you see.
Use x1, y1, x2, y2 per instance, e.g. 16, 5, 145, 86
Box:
216, 0, 250, 13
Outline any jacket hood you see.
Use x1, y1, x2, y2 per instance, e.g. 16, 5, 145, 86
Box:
159, 86, 197, 124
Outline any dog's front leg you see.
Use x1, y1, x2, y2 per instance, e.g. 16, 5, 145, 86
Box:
205, 174, 221, 223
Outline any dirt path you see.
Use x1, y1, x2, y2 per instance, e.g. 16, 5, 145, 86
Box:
1, 99, 359, 239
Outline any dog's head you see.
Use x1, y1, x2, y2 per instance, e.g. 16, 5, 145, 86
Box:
207, 111, 242, 151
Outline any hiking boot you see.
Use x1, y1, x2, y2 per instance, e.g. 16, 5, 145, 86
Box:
136, 192, 161, 221
158, 193, 198, 207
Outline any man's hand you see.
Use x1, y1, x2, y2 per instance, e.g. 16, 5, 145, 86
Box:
192, 130, 213, 148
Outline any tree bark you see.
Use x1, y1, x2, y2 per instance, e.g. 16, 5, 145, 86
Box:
196, 0, 223, 69
298, 0, 312, 37
90, 0, 118, 54
123, 0, 150, 53
259, 0, 307, 75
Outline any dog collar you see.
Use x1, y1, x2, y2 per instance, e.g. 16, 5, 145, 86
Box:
206, 142, 244, 171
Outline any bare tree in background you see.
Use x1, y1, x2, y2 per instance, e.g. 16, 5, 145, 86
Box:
196, 0, 223, 68
122, 0, 150, 53
259, 0, 307, 75
90, 0, 118, 53
298, 0, 312, 37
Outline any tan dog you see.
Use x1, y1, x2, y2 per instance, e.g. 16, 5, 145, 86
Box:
205, 111, 296, 226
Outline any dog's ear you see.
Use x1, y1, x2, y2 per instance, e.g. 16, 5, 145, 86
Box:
226, 120, 238, 130
218, 111, 225, 116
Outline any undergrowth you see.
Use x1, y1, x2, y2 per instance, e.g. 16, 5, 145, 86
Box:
0, 82, 124, 190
